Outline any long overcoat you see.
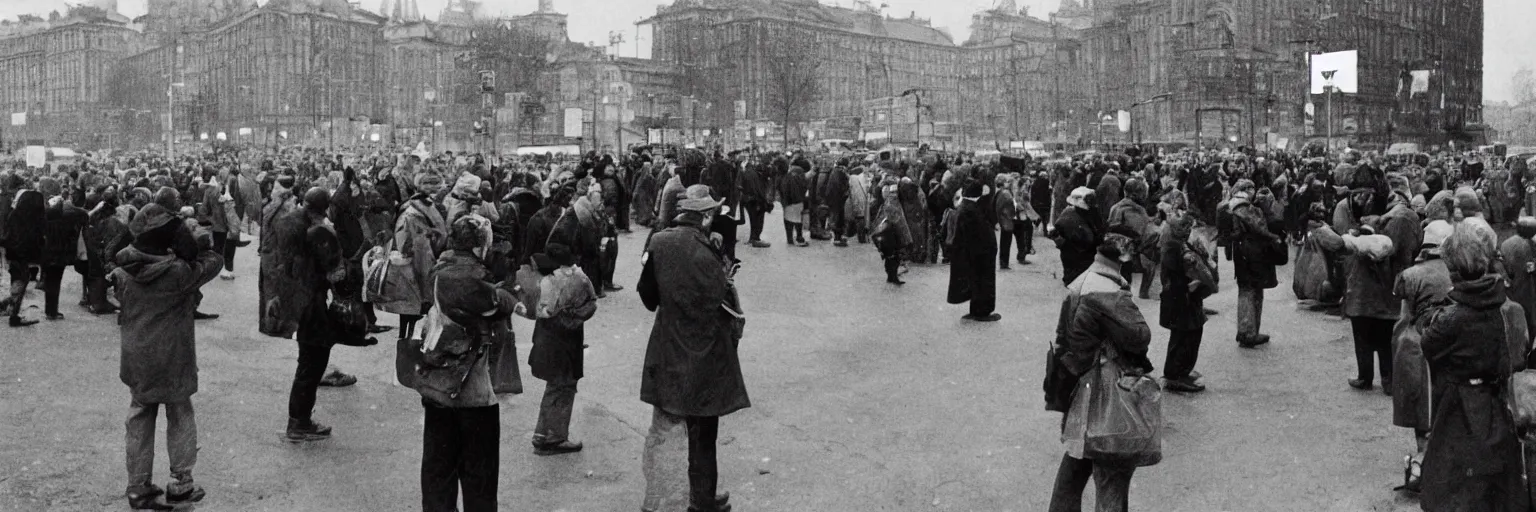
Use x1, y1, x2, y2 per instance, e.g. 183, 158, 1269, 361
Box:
638, 219, 750, 418
116, 244, 223, 403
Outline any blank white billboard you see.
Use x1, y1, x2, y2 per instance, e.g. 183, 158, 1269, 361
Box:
1310, 51, 1359, 94
563, 108, 584, 138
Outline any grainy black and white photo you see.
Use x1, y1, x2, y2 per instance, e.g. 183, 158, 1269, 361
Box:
1, 0, 1534, 510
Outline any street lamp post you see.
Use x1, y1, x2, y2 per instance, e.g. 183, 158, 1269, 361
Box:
167, 82, 184, 160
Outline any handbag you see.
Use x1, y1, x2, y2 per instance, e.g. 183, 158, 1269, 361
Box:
395, 279, 488, 404
328, 295, 372, 347
1061, 344, 1163, 466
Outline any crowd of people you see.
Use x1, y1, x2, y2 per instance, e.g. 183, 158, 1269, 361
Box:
3, 140, 1535, 511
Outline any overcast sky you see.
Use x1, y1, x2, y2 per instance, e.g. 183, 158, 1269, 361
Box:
5, 0, 1532, 102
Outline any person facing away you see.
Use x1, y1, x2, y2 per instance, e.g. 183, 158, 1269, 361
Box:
1047, 233, 1154, 512
115, 203, 223, 510
637, 184, 748, 512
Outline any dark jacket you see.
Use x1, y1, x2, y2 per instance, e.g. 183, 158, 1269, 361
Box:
1049, 260, 1154, 411
740, 165, 769, 212
779, 168, 808, 207
1160, 227, 1215, 331
258, 209, 342, 340
41, 199, 89, 267
822, 167, 850, 208
1053, 206, 1102, 286
946, 198, 997, 305
115, 243, 223, 403
529, 265, 598, 382
426, 250, 518, 408
1229, 200, 1285, 289
1420, 275, 1530, 512
638, 218, 750, 417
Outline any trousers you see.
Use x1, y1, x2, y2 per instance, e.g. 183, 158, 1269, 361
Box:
685, 415, 720, 510
1237, 287, 1264, 341
533, 377, 578, 445
1164, 328, 1203, 381
288, 342, 333, 420
39, 264, 65, 316
1350, 316, 1394, 384
1047, 453, 1136, 512
642, 407, 687, 511
746, 207, 766, 242
421, 401, 499, 512
125, 399, 197, 490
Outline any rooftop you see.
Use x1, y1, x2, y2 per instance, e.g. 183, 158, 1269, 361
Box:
645, 0, 956, 47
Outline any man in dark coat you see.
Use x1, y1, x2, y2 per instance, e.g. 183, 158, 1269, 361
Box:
823, 160, 852, 247
740, 160, 772, 248
947, 182, 1000, 322
1230, 191, 1286, 348
1052, 187, 1105, 286
3, 185, 44, 327
281, 188, 344, 443
637, 184, 748, 512
115, 204, 222, 509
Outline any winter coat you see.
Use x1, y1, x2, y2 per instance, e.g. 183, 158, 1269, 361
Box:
115, 244, 223, 403
740, 166, 770, 213
779, 168, 808, 207
995, 190, 1017, 232
1094, 173, 1122, 222
197, 185, 230, 234
1053, 206, 1103, 286
1050, 260, 1154, 414
1420, 275, 1530, 512
1333, 227, 1401, 320
41, 199, 88, 267
871, 185, 912, 249
1159, 228, 1215, 331
4, 190, 44, 263
1106, 197, 1151, 240
632, 168, 659, 226
946, 199, 996, 306
657, 176, 687, 228
1391, 257, 1451, 430
377, 198, 445, 315
846, 171, 871, 220
529, 266, 598, 382
1030, 175, 1053, 224
638, 218, 751, 418
1229, 200, 1285, 290
425, 250, 518, 408
899, 182, 930, 262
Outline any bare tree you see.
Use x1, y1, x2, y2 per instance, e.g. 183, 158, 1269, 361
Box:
762, 32, 821, 147
1516, 67, 1536, 106
459, 22, 557, 105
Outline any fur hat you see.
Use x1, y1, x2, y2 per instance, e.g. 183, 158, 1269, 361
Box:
1067, 187, 1094, 210
128, 204, 175, 238
452, 173, 482, 198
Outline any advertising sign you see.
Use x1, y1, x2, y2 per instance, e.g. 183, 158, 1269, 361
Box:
10, 112, 25, 126
1310, 51, 1359, 94
563, 108, 584, 138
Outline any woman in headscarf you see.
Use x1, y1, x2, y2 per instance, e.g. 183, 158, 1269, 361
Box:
1389, 220, 1453, 492
1418, 218, 1530, 511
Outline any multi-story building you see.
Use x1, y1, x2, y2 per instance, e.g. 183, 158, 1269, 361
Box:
0, 7, 146, 149
960, 3, 1088, 148
641, 0, 961, 147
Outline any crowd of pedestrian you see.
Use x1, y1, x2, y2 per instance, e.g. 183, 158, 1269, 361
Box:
3, 140, 1535, 511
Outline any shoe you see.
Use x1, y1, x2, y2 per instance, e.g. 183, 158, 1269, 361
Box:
88, 304, 119, 315
367, 324, 394, 334
1189, 370, 1203, 381
604, 284, 625, 292
1138, 292, 1151, 300
597, 291, 608, 299
1348, 379, 1373, 391
534, 440, 584, 456
688, 503, 733, 512
165, 481, 205, 504
1164, 377, 1207, 393
45, 312, 64, 321
834, 239, 848, 247
887, 278, 905, 285
193, 311, 219, 320
126, 484, 172, 510
78, 298, 89, 307
318, 370, 357, 387
284, 418, 333, 442
966, 313, 1002, 322
219, 271, 235, 280
1203, 307, 1218, 316
1398, 455, 1422, 493
999, 264, 1010, 270
750, 240, 771, 248
235, 240, 252, 248
9, 316, 38, 327
716, 492, 730, 507
1237, 334, 1270, 348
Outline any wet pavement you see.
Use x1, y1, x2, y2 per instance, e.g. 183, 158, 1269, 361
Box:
1, 211, 1424, 511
